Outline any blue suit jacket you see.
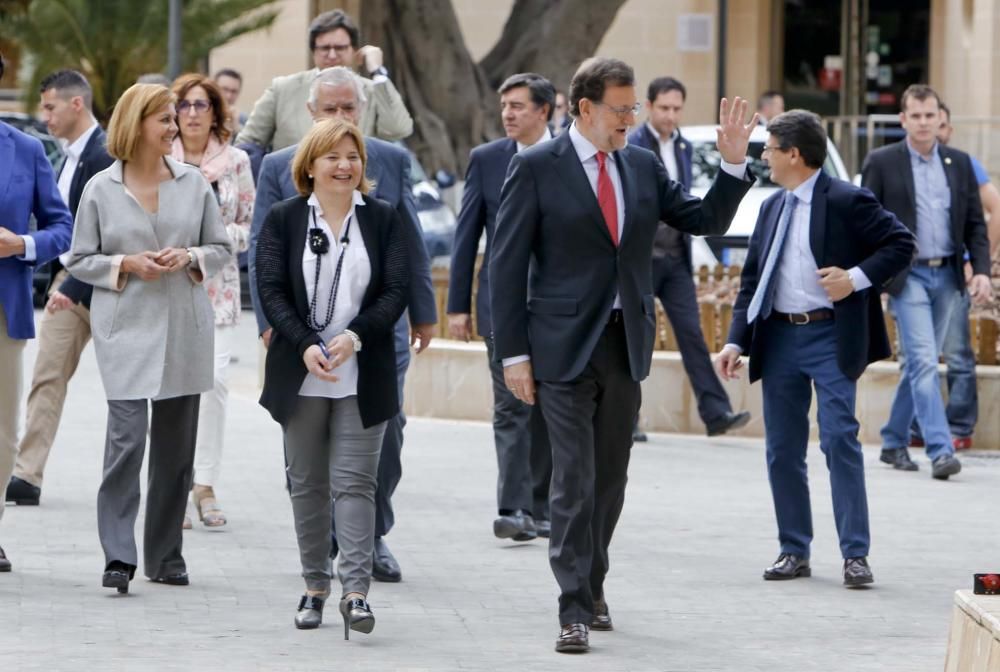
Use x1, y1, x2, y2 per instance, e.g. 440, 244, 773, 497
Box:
627, 124, 695, 269
727, 171, 915, 382
446, 137, 517, 337
248, 136, 436, 341
0, 123, 73, 339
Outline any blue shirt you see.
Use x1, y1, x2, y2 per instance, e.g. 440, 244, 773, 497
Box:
971, 155, 990, 187
906, 139, 954, 260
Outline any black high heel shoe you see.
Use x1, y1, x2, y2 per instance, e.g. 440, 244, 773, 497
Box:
339, 596, 375, 640
102, 561, 136, 594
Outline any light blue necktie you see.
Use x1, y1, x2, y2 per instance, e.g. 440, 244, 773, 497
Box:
746, 191, 798, 324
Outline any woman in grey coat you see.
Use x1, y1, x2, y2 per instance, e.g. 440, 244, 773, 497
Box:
67, 83, 231, 593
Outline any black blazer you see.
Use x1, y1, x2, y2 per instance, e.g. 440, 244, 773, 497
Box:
52, 126, 114, 308
861, 140, 989, 295
446, 137, 517, 337
728, 171, 915, 382
489, 130, 752, 383
255, 194, 410, 428
627, 124, 695, 269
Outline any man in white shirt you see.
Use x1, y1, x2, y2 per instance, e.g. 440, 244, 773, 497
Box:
6, 70, 113, 507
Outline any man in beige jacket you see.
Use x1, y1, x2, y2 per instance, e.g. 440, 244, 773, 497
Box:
236, 9, 412, 152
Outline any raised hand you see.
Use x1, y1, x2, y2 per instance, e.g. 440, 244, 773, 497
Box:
716, 97, 760, 165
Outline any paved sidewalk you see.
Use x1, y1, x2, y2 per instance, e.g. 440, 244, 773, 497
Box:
1, 317, 996, 671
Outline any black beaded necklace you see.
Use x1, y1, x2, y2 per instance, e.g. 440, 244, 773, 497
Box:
306, 205, 352, 332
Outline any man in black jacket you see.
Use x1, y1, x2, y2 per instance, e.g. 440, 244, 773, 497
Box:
861, 84, 992, 480
489, 58, 755, 653
7, 70, 113, 506
717, 110, 914, 588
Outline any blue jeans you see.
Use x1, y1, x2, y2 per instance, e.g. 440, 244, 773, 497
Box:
906, 290, 978, 439
881, 267, 959, 461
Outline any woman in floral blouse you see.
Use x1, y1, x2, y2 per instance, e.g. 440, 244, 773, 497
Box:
171, 73, 254, 528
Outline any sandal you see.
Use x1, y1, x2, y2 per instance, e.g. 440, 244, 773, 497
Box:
193, 487, 227, 527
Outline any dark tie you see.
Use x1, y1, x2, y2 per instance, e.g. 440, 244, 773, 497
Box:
595, 151, 619, 246
746, 191, 798, 323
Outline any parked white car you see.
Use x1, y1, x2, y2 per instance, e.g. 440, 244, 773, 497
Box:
680, 124, 850, 267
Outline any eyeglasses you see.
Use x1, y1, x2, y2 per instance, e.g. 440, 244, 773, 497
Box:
593, 101, 641, 118
761, 144, 787, 156
178, 99, 211, 114
314, 42, 352, 54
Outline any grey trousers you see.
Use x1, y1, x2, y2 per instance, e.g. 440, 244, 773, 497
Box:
285, 395, 385, 596
98, 395, 200, 579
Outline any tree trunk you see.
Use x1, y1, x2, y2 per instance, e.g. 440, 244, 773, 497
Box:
361, 0, 499, 176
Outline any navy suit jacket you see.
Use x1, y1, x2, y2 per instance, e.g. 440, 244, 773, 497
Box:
489, 130, 751, 383
727, 171, 915, 382
446, 137, 517, 337
861, 140, 988, 296
52, 126, 115, 308
627, 124, 695, 270
248, 136, 436, 340
0, 122, 73, 339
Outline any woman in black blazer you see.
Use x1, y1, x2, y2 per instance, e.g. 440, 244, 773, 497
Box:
255, 119, 409, 638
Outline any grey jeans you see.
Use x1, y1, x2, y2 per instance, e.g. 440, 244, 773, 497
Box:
285, 395, 385, 595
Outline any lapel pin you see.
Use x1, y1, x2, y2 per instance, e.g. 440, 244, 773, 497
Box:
944, 157, 952, 165
680, 142, 686, 151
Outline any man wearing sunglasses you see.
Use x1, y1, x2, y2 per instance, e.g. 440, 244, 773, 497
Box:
236, 9, 412, 157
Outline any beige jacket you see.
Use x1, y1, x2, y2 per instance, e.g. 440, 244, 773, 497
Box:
235, 69, 413, 151
67, 158, 233, 400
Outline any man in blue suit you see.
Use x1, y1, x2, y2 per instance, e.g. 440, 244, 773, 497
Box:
447, 73, 554, 543
627, 76, 749, 438
0, 54, 74, 572
249, 66, 436, 583
716, 110, 914, 588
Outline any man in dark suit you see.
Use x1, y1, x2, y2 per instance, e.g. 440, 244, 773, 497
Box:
6, 70, 113, 506
861, 84, 992, 480
627, 76, 750, 438
0, 53, 74, 571
717, 110, 915, 588
248, 66, 436, 583
490, 58, 756, 653
447, 73, 554, 543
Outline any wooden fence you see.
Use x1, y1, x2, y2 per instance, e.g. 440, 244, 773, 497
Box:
431, 264, 1000, 365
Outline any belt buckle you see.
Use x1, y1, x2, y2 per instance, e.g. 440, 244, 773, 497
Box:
790, 312, 810, 325
929, 258, 943, 268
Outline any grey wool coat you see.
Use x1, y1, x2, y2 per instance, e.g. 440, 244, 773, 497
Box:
67, 157, 232, 400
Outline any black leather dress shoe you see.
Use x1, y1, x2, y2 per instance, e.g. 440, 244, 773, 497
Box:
150, 572, 190, 586
591, 598, 613, 631
0, 545, 11, 572
880, 448, 918, 471
372, 537, 402, 582
763, 554, 811, 580
843, 557, 874, 587
493, 511, 537, 542
555, 623, 589, 653
535, 519, 551, 538
632, 428, 648, 443
6, 476, 40, 505
706, 411, 751, 437
932, 455, 962, 480
102, 561, 135, 594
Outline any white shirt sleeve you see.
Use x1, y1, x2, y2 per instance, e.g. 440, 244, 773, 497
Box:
502, 355, 531, 367
18, 235, 37, 262
719, 159, 751, 182
847, 266, 872, 292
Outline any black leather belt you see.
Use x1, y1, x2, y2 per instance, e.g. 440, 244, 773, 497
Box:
915, 257, 946, 267
608, 309, 623, 325
770, 309, 834, 325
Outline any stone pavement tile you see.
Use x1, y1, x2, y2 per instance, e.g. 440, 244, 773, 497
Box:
1, 317, 996, 670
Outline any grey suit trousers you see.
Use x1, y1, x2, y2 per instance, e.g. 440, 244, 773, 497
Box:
285, 395, 386, 595
98, 395, 199, 578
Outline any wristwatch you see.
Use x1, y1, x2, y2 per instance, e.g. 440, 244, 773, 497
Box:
369, 66, 389, 79
344, 329, 362, 352
186, 248, 196, 266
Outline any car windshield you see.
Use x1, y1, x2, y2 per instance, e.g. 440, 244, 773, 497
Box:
690, 140, 842, 190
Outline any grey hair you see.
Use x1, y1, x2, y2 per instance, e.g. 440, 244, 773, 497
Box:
308, 66, 367, 110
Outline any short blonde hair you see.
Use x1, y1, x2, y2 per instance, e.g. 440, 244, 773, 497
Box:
106, 83, 176, 161
292, 119, 372, 197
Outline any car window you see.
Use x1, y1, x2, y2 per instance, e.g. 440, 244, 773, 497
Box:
690, 140, 841, 189
407, 150, 429, 185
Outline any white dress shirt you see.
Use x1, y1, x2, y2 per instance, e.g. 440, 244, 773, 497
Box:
56, 121, 99, 266
646, 122, 679, 181
516, 126, 552, 154
299, 190, 371, 399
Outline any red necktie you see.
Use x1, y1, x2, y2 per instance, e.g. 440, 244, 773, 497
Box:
595, 151, 619, 246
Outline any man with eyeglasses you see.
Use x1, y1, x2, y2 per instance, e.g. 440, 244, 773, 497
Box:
236, 9, 412, 156
489, 57, 756, 654
716, 110, 914, 590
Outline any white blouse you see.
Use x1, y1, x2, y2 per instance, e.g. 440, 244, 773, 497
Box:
299, 190, 371, 399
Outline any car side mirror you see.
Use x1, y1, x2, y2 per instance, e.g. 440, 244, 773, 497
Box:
434, 170, 456, 189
